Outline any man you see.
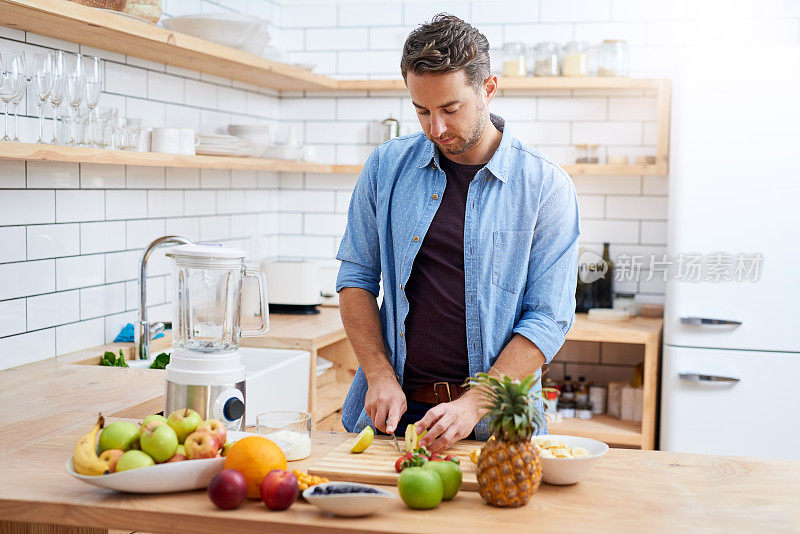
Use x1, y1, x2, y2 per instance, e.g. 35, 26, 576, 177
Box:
335, 14, 580, 452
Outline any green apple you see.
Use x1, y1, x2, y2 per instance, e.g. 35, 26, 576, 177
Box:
176, 444, 186, 456
167, 409, 203, 444
141, 414, 168, 428
98, 421, 140, 453
140, 422, 179, 463
423, 460, 462, 500
398, 466, 443, 509
115, 450, 155, 472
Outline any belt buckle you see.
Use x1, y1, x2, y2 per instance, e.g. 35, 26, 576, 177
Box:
433, 382, 451, 403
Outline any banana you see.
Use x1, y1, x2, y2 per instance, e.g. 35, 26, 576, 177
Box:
73, 413, 112, 476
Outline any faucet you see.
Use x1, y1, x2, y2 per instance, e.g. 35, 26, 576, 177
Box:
137, 235, 192, 360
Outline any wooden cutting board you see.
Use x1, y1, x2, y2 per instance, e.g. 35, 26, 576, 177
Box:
307, 436, 483, 491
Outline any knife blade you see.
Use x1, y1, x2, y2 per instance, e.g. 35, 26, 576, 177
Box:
390, 432, 403, 453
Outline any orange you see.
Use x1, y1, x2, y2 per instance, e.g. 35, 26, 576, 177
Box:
224, 436, 287, 499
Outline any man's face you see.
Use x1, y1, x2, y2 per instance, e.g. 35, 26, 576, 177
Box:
406, 70, 488, 156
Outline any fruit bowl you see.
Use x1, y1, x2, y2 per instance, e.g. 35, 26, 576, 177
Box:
535, 434, 609, 485
303, 482, 396, 517
66, 431, 289, 493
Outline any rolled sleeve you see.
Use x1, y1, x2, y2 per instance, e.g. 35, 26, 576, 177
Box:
335, 148, 381, 296
513, 170, 580, 364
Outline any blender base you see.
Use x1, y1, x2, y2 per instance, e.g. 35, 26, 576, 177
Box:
164, 380, 246, 432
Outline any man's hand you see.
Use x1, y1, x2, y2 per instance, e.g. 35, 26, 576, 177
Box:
415, 392, 484, 453
365, 375, 407, 434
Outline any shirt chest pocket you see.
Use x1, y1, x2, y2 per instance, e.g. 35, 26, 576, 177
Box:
491, 230, 534, 294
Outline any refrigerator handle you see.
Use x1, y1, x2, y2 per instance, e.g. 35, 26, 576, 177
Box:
679, 373, 740, 383
680, 316, 742, 326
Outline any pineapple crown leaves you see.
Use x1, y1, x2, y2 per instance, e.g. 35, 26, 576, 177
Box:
465, 372, 545, 442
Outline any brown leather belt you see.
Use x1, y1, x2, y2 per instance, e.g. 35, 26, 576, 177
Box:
407, 382, 470, 405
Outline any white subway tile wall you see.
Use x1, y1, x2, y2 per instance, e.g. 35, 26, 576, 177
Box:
1, 0, 798, 367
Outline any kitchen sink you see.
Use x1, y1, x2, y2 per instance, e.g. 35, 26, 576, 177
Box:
75, 346, 311, 427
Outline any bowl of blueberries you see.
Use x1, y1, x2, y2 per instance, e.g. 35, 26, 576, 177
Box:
303, 482, 396, 517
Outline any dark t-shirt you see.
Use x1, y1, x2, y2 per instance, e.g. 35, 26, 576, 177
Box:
402, 153, 483, 392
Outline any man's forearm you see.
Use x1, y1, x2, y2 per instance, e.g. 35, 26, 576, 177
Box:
460, 334, 546, 412
338, 287, 395, 383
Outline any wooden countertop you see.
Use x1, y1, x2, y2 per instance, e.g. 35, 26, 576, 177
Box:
1, 349, 798, 533
243, 307, 346, 351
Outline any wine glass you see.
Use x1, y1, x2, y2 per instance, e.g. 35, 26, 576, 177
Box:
0, 52, 26, 143
10, 53, 28, 143
82, 55, 101, 147
48, 50, 65, 144
30, 53, 54, 144
64, 53, 85, 145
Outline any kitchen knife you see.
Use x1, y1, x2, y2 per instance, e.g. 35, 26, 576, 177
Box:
390, 432, 403, 453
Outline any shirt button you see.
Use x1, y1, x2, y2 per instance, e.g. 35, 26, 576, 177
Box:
432, 194, 438, 200
399, 283, 403, 290
412, 236, 419, 242
399, 331, 404, 337
487, 177, 492, 181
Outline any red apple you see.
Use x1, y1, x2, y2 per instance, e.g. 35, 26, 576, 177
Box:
165, 452, 187, 463
167, 408, 203, 444
260, 469, 298, 510
99, 449, 124, 473
197, 419, 227, 450
208, 469, 248, 510
184, 431, 218, 460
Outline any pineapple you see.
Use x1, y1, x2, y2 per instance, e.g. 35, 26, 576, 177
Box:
468, 372, 544, 507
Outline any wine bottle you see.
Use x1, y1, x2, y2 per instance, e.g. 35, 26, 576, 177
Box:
593, 242, 614, 308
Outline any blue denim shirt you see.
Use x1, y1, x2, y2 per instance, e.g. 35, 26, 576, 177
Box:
335, 115, 580, 440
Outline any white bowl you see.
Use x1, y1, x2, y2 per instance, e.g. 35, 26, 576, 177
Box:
162, 14, 268, 52
534, 434, 609, 485
66, 431, 288, 493
303, 482, 396, 517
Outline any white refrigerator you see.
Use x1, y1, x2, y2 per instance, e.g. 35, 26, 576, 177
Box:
660, 45, 800, 460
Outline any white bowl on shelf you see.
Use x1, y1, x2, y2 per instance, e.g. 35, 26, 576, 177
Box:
162, 14, 269, 53
533, 434, 609, 485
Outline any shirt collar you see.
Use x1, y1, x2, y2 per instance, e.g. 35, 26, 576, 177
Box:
416, 113, 512, 183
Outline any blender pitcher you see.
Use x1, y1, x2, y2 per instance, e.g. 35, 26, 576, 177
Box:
167, 244, 268, 352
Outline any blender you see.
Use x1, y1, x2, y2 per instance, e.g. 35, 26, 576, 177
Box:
164, 244, 269, 431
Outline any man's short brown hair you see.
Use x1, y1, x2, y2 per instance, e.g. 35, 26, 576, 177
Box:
400, 13, 491, 91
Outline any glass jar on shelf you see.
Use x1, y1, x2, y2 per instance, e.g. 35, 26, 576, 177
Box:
502, 42, 527, 77
575, 144, 600, 164
529, 42, 559, 76
560, 41, 588, 77
598, 39, 629, 77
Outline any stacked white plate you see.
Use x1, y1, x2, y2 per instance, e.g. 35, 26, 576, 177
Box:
196, 133, 251, 157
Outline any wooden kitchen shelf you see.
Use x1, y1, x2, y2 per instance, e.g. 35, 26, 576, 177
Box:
0, 143, 363, 174
548, 414, 642, 447
0, 143, 667, 176
0, 1, 670, 98
339, 77, 666, 92
560, 314, 663, 450
0, 0, 338, 91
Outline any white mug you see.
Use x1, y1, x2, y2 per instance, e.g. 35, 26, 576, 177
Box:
151, 128, 197, 155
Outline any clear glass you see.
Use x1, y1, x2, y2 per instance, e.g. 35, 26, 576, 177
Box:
560, 41, 588, 77
575, 144, 600, 164
10, 54, 27, 143
502, 42, 526, 77
531, 42, 559, 77
256, 411, 311, 461
30, 53, 54, 144
83, 56, 102, 146
48, 51, 65, 145
0, 52, 26, 142
95, 107, 117, 148
598, 40, 629, 77
125, 117, 142, 150
64, 53, 85, 145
